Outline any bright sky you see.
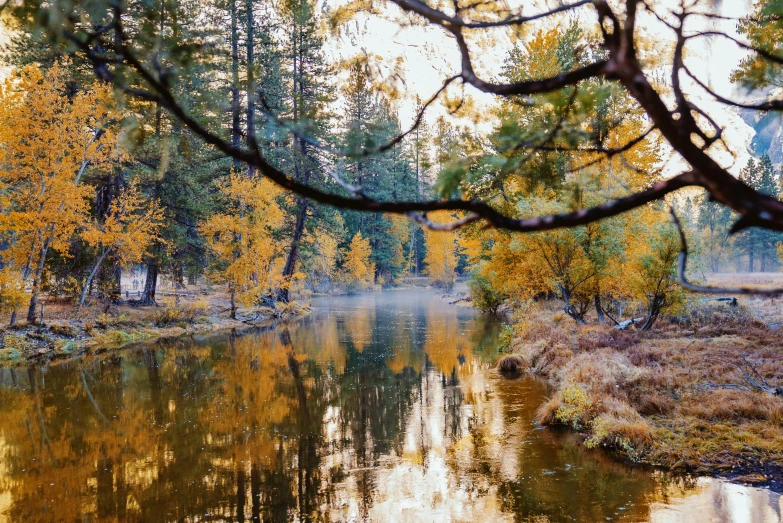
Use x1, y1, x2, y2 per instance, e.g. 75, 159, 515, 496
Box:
326, 0, 759, 175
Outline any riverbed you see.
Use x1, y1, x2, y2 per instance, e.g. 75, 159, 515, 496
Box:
0, 289, 779, 521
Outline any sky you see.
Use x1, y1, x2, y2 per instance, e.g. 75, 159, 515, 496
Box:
325, 0, 759, 175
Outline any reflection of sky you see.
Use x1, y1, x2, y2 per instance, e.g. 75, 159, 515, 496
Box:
0, 290, 781, 521
650, 479, 783, 523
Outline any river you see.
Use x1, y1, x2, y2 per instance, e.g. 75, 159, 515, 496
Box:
0, 289, 779, 522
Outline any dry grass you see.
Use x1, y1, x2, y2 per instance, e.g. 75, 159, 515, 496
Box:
508, 299, 783, 474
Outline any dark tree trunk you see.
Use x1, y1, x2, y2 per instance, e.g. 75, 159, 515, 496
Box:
557, 284, 585, 325
641, 295, 664, 331
141, 257, 159, 306
230, 0, 241, 170
245, 0, 256, 177
278, 202, 307, 302
594, 294, 605, 324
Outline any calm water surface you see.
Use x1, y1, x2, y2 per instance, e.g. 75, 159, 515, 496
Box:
0, 289, 780, 522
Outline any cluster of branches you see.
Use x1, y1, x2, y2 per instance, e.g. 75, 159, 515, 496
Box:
15, 0, 783, 294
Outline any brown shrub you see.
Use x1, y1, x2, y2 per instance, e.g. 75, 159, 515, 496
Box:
496, 354, 525, 374
519, 320, 571, 346
589, 396, 654, 453
635, 391, 675, 416
554, 350, 647, 396
531, 342, 574, 377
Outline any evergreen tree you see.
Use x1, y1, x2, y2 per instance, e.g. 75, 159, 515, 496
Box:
757, 154, 781, 271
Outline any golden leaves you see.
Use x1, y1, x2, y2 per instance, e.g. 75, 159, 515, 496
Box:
423, 211, 459, 289
342, 231, 375, 288
199, 173, 287, 306
0, 62, 124, 270
81, 182, 164, 268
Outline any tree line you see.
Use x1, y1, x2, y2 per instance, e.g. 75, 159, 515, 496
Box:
0, 0, 469, 323
2, 0, 783, 329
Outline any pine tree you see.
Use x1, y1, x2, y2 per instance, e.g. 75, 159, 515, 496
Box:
277, 0, 332, 301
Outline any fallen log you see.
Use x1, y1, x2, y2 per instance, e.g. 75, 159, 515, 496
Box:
615, 317, 645, 330
699, 297, 738, 307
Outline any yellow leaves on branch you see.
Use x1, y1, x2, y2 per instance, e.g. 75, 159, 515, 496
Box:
82, 182, 164, 268
0, 62, 123, 267
199, 173, 286, 306
0, 268, 25, 315
308, 228, 340, 285
342, 231, 375, 289
423, 211, 460, 289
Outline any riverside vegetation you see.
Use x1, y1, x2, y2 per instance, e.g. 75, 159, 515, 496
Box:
494, 294, 783, 489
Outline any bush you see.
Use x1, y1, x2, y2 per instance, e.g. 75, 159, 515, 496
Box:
151, 299, 210, 326
468, 273, 508, 314
49, 322, 76, 337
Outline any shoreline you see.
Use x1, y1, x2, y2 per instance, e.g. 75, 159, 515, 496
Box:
0, 301, 310, 368
500, 299, 783, 493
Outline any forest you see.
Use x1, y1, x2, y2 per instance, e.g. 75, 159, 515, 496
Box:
0, 0, 781, 331
1, 0, 783, 512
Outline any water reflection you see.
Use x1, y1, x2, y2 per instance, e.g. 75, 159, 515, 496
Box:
0, 289, 778, 522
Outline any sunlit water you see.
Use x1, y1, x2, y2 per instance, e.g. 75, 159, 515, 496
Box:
0, 289, 779, 522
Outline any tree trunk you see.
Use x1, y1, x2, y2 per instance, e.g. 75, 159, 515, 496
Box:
79, 249, 111, 309
229, 281, 237, 320
245, 0, 256, 177
141, 255, 159, 306
27, 238, 51, 324
641, 295, 663, 331
278, 201, 307, 303
594, 294, 605, 324
230, 0, 241, 170
557, 284, 585, 325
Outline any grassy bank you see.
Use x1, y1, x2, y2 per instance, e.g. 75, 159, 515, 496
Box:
0, 294, 310, 366
504, 298, 783, 489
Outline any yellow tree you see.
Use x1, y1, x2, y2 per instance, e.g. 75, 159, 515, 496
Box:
0, 269, 25, 325
310, 229, 340, 286
78, 183, 164, 309
388, 214, 410, 279
0, 63, 119, 323
423, 211, 460, 290
342, 231, 374, 290
199, 173, 286, 317
624, 210, 685, 330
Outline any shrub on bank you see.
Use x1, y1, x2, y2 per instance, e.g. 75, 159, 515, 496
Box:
507, 302, 783, 470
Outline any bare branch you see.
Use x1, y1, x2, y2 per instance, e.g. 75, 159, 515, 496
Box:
682, 64, 783, 111
390, 0, 592, 29
686, 30, 783, 67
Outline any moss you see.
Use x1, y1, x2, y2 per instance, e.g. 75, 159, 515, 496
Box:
54, 339, 78, 354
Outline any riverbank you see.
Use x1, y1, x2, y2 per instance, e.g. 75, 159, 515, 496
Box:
503, 298, 783, 492
0, 293, 310, 367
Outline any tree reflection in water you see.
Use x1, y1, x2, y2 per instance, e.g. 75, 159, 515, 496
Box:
0, 290, 779, 522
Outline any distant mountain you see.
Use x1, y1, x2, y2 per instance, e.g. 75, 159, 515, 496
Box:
738, 89, 783, 166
